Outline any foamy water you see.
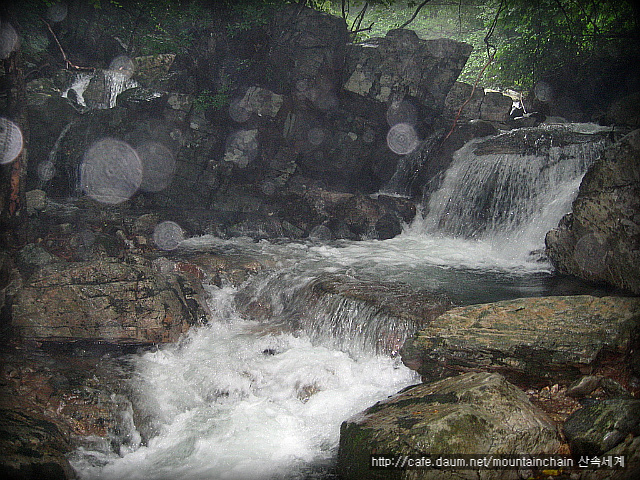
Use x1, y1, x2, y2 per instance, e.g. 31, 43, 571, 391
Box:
71, 284, 417, 480
70, 123, 609, 478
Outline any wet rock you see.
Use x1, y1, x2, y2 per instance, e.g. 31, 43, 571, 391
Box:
605, 91, 640, 127
344, 29, 472, 115
338, 372, 560, 480
400, 296, 640, 388
443, 81, 484, 121
546, 129, 640, 294
231, 86, 284, 120
564, 398, 640, 457
223, 129, 259, 168
280, 274, 452, 355
267, 5, 347, 104
82, 69, 137, 109
0, 408, 77, 480
17, 243, 58, 273
25, 189, 47, 214
580, 434, 640, 480
325, 193, 416, 240
11, 259, 209, 345
182, 253, 267, 287
133, 53, 176, 87
479, 90, 513, 123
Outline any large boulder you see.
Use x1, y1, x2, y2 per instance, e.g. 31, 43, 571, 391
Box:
400, 296, 640, 388
343, 29, 472, 116
338, 372, 560, 480
11, 259, 209, 345
267, 5, 348, 104
546, 129, 640, 294
564, 398, 640, 457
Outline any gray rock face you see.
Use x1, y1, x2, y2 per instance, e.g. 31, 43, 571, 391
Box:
267, 5, 348, 102
442, 81, 484, 121
338, 372, 560, 480
546, 129, 640, 294
344, 29, 472, 115
400, 296, 640, 387
11, 260, 209, 344
564, 398, 640, 457
479, 91, 513, 123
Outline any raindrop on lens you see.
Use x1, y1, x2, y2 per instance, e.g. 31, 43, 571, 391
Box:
534, 81, 553, 103
0, 118, 23, 164
37, 161, 56, 182
153, 221, 185, 251
109, 55, 135, 78
386, 123, 418, 155
228, 98, 251, 123
386, 100, 418, 127
136, 141, 176, 192
307, 127, 326, 146
80, 138, 142, 204
47, 2, 68, 23
0, 22, 19, 59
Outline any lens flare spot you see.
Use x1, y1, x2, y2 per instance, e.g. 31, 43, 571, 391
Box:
0, 22, 19, 59
109, 55, 135, 78
228, 98, 251, 123
153, 221, 185, 251
47, 2, 68, 23
386, 123, 418, 155
573, 234, 607, 276
386, 99, 418, 127
37, 161, 56, 182
0, 118, 23, 164
534, 81, 553, 103
80, 138, 142, 204
307, 127, 326, 146
136, 141, 176, 192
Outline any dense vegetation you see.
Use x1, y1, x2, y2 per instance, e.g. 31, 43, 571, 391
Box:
3, 0, 638, 91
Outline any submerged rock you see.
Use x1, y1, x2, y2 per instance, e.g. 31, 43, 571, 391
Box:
338, 371, 560, 480
546, 128, 640, 294
400, 295, 640, 388
11, 259, 209, 345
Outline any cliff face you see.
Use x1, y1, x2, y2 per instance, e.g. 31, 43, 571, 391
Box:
546, 129, 640, 294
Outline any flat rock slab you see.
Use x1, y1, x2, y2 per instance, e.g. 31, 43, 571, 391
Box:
401, 295, 640, 387
338, 372, 560, 480
12, 260, 209, 345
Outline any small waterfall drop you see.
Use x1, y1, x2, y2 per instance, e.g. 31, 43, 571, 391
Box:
417, 124, 610, 260
63, 70, 137, 109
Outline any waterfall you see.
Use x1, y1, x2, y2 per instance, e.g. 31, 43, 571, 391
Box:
68, 124, 615, 480
235, 268, 450, 357
381, 129, 444, 197
63, 70, 138, 109
418, 124, 610, 260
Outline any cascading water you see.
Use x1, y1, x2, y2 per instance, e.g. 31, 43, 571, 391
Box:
70, 123, 613, 479
418, 123, 610, 262
63, 70, 138, 109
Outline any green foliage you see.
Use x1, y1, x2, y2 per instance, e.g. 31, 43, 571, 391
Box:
335, 0, 638, 90
194, 87, 230, 112
485, 0, 638, 90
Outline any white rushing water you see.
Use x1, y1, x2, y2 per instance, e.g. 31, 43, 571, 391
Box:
71, 284, 417, 480
71, 123, 610, 479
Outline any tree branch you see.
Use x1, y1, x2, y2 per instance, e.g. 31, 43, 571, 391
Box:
399, 0, 432, 30
43, 18, 95, 72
